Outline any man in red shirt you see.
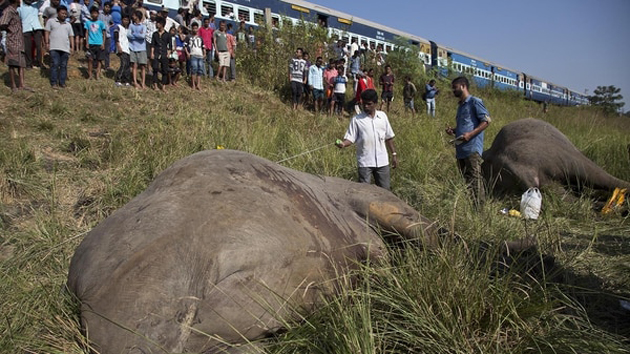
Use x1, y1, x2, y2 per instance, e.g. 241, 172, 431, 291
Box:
198, 17, 214, 78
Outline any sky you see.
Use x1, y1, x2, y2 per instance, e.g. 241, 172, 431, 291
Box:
309, 0, 630, 112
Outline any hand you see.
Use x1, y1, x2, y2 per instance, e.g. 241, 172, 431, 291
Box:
462, 132, 473, 142
101, 44, 105, 50
445, 126, 454, 136
335, 139, 345, 148
391, 155, 398, 169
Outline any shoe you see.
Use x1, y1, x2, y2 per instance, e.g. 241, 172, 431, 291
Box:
60, 84, 66, 89
124, 83, 131, 87
115, 82, 123, 87
51, 84, 59, 89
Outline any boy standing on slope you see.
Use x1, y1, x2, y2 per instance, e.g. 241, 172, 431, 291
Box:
45, 5, 74, 88
128, 10, 147, 89
186, 22, 205, 90
336, 89, 398, 190
84, 6, 107, 80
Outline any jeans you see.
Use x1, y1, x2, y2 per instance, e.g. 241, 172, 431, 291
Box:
426, 98, 436, 117
152, 56, 169, 85
190, 56, 205, 76
358, 166, 391, 190
23, 30, 43, 67
205, 49, 214, 78
115, 52, 131, 84
50, 50, 69, 86
229, 56, 236, 80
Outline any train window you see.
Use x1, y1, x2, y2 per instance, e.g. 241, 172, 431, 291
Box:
351, 36, 358, 44
386, 45, 393, 52
238, 8, 250, 22
221, 4, 234, 18
202, 0, 216, 16
271, 15, 279, 28
147, 0, 162, 4
254, 11, 263, 24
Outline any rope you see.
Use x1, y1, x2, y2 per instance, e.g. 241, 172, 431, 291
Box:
276, 142, 336, 164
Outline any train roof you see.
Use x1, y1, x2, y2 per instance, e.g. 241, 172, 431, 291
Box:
281, 0, 431, 44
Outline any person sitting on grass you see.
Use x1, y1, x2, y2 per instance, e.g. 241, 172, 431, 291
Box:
167, 55, 181, 86
83, 5, 107, 80
186, 22, 205, 90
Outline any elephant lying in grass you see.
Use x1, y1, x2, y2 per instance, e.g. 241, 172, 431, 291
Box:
67, 149, 461, 354
482, 118, 630, 196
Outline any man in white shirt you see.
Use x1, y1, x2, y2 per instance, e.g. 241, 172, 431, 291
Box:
336, 89, 398, 190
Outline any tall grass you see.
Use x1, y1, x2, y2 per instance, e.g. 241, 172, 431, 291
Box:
1, 21, 629, 353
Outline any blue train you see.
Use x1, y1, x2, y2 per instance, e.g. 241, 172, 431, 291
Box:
148, 0, 589, 106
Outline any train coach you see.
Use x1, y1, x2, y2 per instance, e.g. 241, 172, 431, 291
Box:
146, 0, 587, 107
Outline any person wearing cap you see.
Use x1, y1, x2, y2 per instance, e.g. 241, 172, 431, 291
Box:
336, 88, 398, 190
160, 7, 178, 32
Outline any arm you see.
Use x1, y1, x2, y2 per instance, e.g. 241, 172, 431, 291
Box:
385, 138, 397, 168
101, 29, 105, 49
44, 28, 50, 52
462, 120, 489, 142
114, 29, 121, 53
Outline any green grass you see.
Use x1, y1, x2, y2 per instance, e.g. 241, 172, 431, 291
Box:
1, 54, 629, 353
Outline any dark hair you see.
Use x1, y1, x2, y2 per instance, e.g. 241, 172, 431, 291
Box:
296, 47, 303, 52
191, 22, 199, 28
316, 56, 323, 61
155, 16, 166, 25
177, 7, 184, 14
134, 10, 143, 20
227, 23, 233, 29
405, 75, 411, 81
180, 26, 188, 34
121, 14, 130, 20
303, 51, 309, 57
429, 79, 436, 85
193, 9, 200, 17
361, 89, 379, 103
90, 5, 99, 13
103, 1, 110, 7
384, 64, 391, 70
451, 76, 469, 88
57, 5, 67, 12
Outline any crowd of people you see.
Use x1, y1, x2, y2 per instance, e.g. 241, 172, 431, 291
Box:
288, 38, 442, 118
0, 0, 257, 91
0, 0, 490, 201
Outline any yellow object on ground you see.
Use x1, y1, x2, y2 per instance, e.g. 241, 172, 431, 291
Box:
508, 209, 521, 217
602, 188, 627, 215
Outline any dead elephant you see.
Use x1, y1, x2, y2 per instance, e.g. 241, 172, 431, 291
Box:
67, 149, 448, 354
482, 118, 630, 195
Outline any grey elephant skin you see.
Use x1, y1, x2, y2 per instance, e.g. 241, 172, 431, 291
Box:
67, 149, 442, 354
482, 118, 630, 194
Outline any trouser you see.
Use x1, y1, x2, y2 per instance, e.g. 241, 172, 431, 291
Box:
291, 81, 303, 105
426, 98, 436, 117
358, 165, 391, 190
229, 56, 236, 80
23, 30, 43, 67
115, 52, 131, 83
152, 56, 169, 85
457, 152, 485, 207
205, 48, 214, 78
49, 50, 69, 86
103, 37, 111, 68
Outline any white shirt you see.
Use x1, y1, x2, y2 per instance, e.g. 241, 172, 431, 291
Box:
116, 24, 129, 54
344, 110, 395, 168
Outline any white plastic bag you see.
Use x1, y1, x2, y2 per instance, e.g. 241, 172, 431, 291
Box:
520, 187, 542, 220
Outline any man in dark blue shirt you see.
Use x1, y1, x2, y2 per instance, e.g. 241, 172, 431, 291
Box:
446, 76, 491, 207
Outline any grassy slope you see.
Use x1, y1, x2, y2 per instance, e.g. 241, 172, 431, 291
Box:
1, 59, 629, 353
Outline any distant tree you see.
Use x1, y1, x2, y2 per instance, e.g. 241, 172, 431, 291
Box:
588, 85, 625, 115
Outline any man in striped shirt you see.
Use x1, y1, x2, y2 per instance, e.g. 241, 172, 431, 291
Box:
308, 56, 325, 113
